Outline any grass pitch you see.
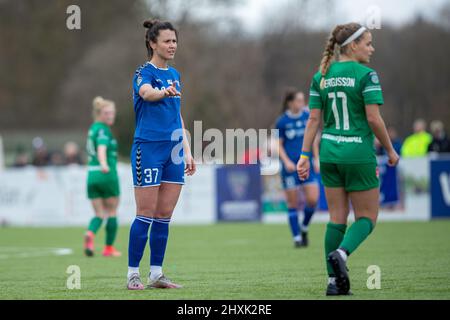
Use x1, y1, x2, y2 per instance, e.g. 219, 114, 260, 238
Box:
0, 221, 449, 300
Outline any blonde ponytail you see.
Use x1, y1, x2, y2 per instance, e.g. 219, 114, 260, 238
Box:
319, 34, 338, 89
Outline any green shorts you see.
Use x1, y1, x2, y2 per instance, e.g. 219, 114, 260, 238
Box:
320, 162, 379, 192
87, 172, 120, 199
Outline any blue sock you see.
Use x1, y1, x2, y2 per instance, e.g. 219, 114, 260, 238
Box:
150, 218, 171, 267
302, 206, 316, 230
128, 216, 152, 268
288, 208, 301, 239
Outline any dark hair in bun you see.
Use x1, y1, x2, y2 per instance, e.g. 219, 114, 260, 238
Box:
143, 19, 178, 58
282, 88, 303, 112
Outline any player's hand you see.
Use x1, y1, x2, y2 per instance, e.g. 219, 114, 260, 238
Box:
101, 164, 110, 173
164, 82, 181, 97
185, 153, 196, 176
297, 157, 310, 181
387, 149, 400, 167
313, 157, 320, 174
284, 160, 297, 173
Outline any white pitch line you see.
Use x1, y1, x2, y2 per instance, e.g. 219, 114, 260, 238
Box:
0, 247, 73, 259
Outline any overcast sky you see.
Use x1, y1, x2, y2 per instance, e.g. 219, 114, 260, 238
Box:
230, 0, 449, 32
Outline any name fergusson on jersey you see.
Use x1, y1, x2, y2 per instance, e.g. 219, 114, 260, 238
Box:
324, 77, 356, 88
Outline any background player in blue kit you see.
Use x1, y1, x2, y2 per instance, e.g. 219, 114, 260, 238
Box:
275, 89, 320, 248
127, 19, 196, 290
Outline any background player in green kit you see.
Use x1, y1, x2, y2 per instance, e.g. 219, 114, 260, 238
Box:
84, 96, 121, 258
297, 23, 400, 296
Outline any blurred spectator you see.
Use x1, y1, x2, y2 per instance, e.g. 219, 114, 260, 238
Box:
63, 141, 84, 165
13, 146, 30, 167
428, 120, 450, 153
31, 137, 50, 167
401, 119, 432, 158
50, 151, 65, 166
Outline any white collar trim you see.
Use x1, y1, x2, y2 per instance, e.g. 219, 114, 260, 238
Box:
150, 62, 169, 71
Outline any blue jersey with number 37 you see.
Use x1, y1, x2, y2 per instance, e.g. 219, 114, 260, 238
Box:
133, 62, 182, 142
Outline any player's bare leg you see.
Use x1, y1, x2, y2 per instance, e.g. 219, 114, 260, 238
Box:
349, 188, 379, 226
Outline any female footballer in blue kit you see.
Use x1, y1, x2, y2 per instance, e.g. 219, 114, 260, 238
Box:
127, 19, 196, 290
276, 89, 320, 248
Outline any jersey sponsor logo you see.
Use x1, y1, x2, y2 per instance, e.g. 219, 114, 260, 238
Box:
167, 79, 180, 87
324, 77, 356, 89
286, 129, 305, 140
322, 133, 363, 144
136, 76, 143, 86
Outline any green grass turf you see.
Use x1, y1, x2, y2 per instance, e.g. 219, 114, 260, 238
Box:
0, 221, 449, 300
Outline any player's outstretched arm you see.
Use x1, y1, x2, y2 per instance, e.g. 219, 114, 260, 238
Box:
365, 104, 399, 167
139, 83, 180, 102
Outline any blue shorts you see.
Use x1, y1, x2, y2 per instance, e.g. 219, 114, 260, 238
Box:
131, 140, 185, 187
281, 166, 317, 190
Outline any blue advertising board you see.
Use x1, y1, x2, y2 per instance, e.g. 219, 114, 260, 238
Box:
379, 157, 400, 206
216, 165, 262, 222
430, 158, 450, 218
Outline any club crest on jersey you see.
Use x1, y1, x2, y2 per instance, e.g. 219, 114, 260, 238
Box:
286, 129, 296, 140
136, 76, 143, 86
370, 72, 379, 84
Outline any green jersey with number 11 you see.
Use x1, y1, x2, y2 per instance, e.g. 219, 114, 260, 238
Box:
309, 61, 384, 164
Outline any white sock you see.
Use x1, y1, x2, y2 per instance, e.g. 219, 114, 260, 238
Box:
127, 267, 140, 278
337, 249, 348, 262
150, 266, 162, 280
328, 277, 336, 285
294, 235, 302, 242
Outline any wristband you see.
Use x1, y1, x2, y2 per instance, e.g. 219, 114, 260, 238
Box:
300, 151, 312, 160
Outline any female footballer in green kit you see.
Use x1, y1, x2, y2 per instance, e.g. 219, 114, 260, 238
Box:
84, 96, 121, 258
297, 23, 399, 295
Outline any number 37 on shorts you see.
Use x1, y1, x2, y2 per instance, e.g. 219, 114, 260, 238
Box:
131, 141, 185, 187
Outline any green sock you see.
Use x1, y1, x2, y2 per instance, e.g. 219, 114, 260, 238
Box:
105, 217, 118, 246
87, 217, 103, 234
325, 223, 347, 276
339, 217, 374, 255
